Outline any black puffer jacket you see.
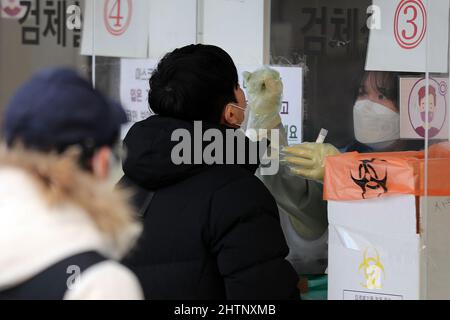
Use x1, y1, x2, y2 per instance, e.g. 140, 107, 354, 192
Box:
119, 116, 299, 300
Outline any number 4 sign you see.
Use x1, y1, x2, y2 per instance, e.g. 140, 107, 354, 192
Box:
81, 0, 149, 58
366, 0, 449, 73
104, 0, 133, 36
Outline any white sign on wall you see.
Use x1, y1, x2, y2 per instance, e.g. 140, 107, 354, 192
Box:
120, 59, 303, 144
81, 0, 149, 58
366, 0, 449, 72
120, 58, 156, 139
81, 0, 270, 64
273, 66, 303, 145
201, 0, 270, 65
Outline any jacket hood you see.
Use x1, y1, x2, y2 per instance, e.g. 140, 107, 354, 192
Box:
0, 148, 142, 290
123, 116, 261, 190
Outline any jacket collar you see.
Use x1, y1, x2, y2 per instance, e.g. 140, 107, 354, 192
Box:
123, 116, 262, 190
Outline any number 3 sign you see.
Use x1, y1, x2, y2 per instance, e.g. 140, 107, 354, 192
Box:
394, 0, 427, 50
366, 0, 449, 73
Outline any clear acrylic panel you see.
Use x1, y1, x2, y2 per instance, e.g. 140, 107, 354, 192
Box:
270, 0, 450, 300
422, 0, 450, 300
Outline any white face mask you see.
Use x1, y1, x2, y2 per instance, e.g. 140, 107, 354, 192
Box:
229, 103, 249, 130
353, 100, 400, 144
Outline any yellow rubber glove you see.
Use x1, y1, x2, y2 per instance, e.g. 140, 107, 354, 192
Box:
281, 143, 340, 182
243, 67, 283, 132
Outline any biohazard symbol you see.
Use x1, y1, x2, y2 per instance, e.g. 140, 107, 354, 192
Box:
351, 159, 388, 199
359, 249, 385, 290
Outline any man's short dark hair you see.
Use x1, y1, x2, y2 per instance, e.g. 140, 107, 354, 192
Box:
149, 44, 239, 123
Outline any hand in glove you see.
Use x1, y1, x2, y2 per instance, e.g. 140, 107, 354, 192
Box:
281, 143, 340, 182
243, 67, 283, 132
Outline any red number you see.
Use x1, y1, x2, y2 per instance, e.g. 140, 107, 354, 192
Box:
394, 0, 427, 50
109, 0, 123, 27
104, 0, 132, 36
401, 5, 418, 40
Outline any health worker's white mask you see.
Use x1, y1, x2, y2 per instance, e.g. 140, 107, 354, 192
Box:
353, 99, 400, 144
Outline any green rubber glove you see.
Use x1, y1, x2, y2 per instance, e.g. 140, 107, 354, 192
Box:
281, 143, 340, 182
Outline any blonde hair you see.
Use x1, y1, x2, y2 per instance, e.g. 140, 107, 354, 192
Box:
0, 146, 141, 248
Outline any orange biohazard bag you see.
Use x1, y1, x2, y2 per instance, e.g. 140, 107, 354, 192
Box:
323, 143, 450, 201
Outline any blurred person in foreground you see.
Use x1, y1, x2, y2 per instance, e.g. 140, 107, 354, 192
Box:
0, 68, 143, 300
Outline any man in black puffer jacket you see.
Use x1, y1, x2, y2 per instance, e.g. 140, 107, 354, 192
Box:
118, 44, 299, 300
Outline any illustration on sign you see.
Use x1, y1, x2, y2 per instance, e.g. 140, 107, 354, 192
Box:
400, 77, 449, 140
1, 0, 26, 19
